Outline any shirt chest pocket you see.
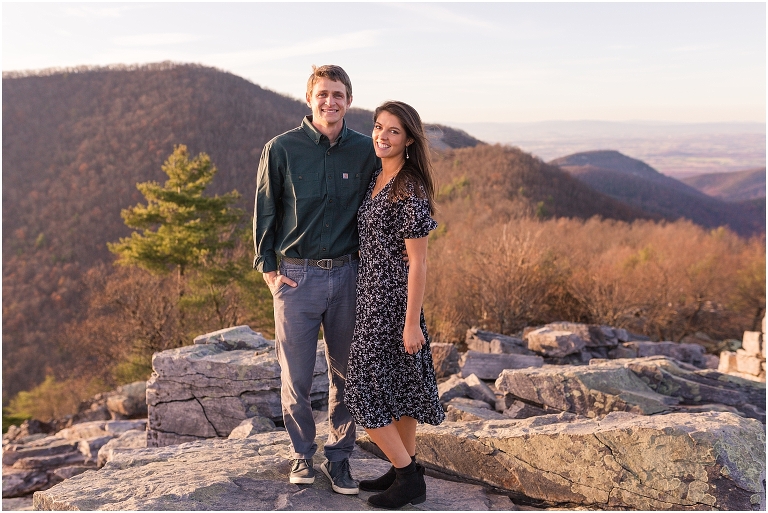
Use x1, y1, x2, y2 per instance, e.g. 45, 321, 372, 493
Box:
289, 171, 321, 202
340, 172, 364, 210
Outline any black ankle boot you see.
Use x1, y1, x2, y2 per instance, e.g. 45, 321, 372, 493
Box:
360, 456, 417, 492
367, 461, 426, 509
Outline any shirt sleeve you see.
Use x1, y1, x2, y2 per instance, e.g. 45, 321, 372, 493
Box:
402, 183, 437, 240
253, 141, 283, 272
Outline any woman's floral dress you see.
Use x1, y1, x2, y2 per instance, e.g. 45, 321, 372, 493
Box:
345, 170, 445, 429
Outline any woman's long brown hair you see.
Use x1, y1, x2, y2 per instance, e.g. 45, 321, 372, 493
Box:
374, 101, 436, 214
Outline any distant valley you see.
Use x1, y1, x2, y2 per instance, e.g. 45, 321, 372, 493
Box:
454, 120, 766, 178
551, 150, 765, 236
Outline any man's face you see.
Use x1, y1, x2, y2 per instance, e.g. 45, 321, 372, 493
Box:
306, 77, 351, 128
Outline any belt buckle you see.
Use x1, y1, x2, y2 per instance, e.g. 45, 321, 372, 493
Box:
317, 258, 333, 270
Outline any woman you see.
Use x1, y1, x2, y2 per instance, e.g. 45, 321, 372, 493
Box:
344, 100, 445, 509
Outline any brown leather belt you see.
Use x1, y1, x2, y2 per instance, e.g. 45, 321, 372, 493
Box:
281, 253, 358, 270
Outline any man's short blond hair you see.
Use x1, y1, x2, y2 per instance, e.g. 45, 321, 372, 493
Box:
306, 65, 352, 99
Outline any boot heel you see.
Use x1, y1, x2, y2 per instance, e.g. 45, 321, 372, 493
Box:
411, 493, 426, 505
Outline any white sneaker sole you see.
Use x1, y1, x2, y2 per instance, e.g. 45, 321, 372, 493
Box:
320, 462, 360, 495
289, 475, 315, 484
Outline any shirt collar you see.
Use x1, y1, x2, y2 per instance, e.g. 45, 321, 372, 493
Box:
302, 115, 348, 145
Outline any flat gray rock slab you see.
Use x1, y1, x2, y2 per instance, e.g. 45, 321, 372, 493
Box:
399, 411, 765, 511
33, 428, 513, 511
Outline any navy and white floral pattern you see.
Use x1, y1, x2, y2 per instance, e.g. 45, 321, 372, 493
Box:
345, 169, 445, 429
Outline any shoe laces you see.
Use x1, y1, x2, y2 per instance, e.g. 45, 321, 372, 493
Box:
335, 458, 351, 476
293, 458, 311, 471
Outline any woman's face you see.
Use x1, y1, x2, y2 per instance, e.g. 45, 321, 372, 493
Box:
372, 110, 412, 161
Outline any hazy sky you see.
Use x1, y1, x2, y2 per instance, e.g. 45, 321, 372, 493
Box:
3, 2, 766, 124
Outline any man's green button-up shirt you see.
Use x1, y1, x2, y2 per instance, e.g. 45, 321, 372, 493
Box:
253, 116, 378, 273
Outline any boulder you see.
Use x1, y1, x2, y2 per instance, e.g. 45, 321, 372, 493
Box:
736, 349, 764, 376
742, 331, 762, 355
3, 420, 53, 443
619, 356, 766, 422
526, 327, 586, 357
460, 351, 543, 380
97, 430, 148, 467
445, 397, 493, 410
496, 362, 679, 417
464, 374, 497, 406
3, 439, 79, 466
502, 400, 552, 420
437, 374, 471, 404
702, 354, 720, 369
358, 412, 766, 510
445, 404, 507, 422
465, 328, 532, 355
227, 417, 277, 439
719, 350, 738, 373
77, 436, 114, 464
193, 324, 272, 351
3, 468, 49, 498
34, 428, 504, 511
680, 332, 727, 354
12, 451, 86, 471
147, 328, 329, 446
542, 322, 594, 345
105, 381, 147, 419
104, 419, 147, 435
610, 341, 707, 368
54, 421, 109, 441
430, 342, 460, 377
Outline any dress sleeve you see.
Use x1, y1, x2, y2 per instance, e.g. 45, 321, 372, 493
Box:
402, 184, 437, 239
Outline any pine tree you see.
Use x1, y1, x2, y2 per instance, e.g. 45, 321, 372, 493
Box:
108, 145, 243, 344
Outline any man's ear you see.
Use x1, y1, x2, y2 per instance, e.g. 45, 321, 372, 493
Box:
306, 92, 311, 108
347, 95, 353, 108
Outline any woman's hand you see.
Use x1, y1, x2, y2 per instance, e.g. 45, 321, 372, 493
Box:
403, 323, 425, 354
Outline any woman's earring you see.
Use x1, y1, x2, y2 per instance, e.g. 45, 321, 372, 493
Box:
406, 146, 410, 159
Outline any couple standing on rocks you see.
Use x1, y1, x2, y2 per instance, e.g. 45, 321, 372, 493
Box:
253, 64, 445, 509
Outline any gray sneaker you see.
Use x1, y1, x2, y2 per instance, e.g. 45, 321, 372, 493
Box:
289, 458, 315, 484
320, 458, 359, 495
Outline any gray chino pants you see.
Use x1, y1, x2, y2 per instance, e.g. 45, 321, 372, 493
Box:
272, 259, 358, 462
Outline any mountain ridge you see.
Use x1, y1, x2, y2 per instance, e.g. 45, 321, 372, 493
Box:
549, 150, 764, 236
682, 167, 766, 202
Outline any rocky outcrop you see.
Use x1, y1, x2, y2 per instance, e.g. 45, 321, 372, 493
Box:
496, 361, 679, 417
462, 324, 715, 381
56, 381, 148, 428
33, 427, 515, 511
17, 321, 767, 509
2, 420, 146, 498
618, 356, 766, 422
719, 318, 766, 382
526, 326, 588, 357
146, 325, 329, 447
459, 351, 543, 379
359, 412, 766, 510
466, 328, 533, 355
496, 356, 766, 422
96, 430, 147, 467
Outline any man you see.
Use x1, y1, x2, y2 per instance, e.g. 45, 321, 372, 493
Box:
253, 65, 377, 494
